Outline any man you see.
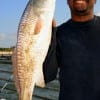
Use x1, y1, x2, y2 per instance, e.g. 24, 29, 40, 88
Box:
44, 0, 100, 100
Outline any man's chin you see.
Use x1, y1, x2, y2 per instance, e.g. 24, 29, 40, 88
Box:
74, 9, 88, 15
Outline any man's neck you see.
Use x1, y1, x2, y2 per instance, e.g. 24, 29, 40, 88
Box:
71, 12, 94, 22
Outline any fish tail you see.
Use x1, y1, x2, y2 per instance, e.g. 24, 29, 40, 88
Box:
19, 82, 35, 100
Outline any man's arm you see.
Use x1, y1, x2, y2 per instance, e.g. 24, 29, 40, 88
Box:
43, 24, 58, 83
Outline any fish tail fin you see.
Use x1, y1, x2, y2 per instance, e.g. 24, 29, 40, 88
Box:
19, 82, 35, 100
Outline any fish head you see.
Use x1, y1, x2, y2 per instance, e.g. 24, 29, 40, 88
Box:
30, 0, 56, 11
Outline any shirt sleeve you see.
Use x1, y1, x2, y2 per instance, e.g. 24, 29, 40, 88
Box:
43, 27, 58, 83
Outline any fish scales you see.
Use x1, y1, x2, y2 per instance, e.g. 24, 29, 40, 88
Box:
12, 0, 56, 100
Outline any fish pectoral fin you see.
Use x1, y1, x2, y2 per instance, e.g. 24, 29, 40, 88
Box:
34, 17, 43, 35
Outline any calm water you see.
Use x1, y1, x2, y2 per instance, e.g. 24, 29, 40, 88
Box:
0, 64, 17, 100
0, 63, 11, 70
0, 64, 59, 100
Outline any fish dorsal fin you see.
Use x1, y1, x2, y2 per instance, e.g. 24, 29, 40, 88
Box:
34, 18, 43, 35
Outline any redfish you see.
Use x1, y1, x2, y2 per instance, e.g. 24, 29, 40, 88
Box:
12, 0, 56, 100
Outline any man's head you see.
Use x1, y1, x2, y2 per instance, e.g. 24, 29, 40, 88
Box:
67, 0, 96, 16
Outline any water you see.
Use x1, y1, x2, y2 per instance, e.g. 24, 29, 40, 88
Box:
0, 64, 15, 100
0, 64, 59, 100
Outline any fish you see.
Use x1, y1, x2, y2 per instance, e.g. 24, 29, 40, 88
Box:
12, 0, 56, 100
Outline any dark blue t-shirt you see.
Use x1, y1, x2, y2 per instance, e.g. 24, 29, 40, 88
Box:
57, 15, 100, 100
